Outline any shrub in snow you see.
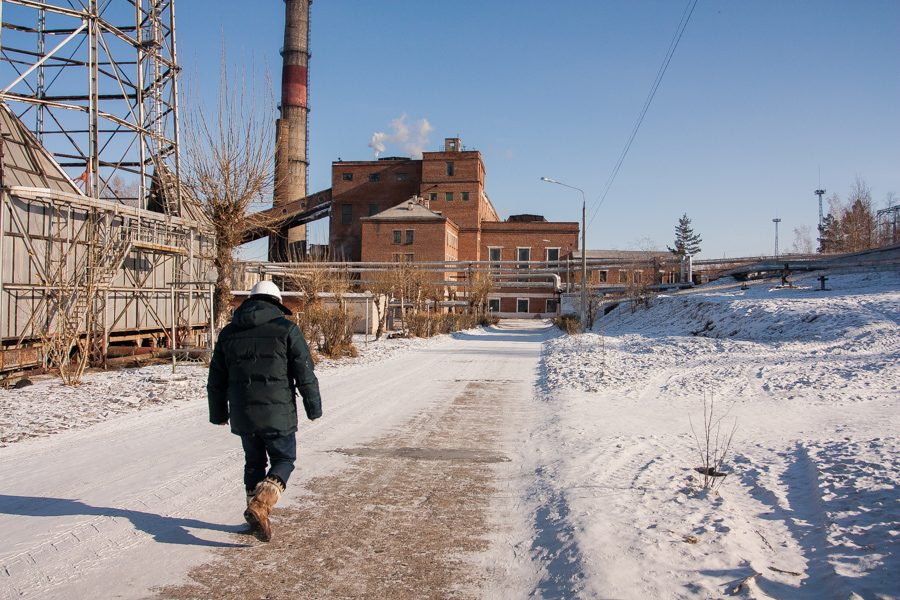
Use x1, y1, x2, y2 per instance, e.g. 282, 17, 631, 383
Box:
689, 394, 737, 492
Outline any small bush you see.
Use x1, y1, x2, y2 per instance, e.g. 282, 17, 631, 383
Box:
478, 313, 499, 327
296, 304, 357, 359
554, 314, 581, 334
404, 311, 481, 338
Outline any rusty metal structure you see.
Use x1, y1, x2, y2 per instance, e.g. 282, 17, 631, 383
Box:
0, 0, 213, 374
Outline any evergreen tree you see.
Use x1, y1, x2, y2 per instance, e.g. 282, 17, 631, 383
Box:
818, 213, 841, 253
667, 213, 702, 257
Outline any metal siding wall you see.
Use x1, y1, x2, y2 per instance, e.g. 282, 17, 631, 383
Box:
1, 193, 212, 344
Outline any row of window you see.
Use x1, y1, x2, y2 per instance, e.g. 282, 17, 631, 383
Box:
340, 202, 383, 224
341, 172, 410, 183
341, 160, 459, 184
340, 193, 472, 225
597, 270, 643, 284
488, 247, 561, 262
487, 298, 558, 313
392, 229, 414, 245
429, 191, 469, 202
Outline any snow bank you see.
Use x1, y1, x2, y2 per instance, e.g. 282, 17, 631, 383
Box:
534, 270, 899, 598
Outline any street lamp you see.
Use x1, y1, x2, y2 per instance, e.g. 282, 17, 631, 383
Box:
541, 177, 587, 331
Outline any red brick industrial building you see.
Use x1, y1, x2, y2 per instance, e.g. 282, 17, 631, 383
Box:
332, 138, 579, 315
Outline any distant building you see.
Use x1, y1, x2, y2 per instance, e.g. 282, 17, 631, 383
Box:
333, 138, 579, 316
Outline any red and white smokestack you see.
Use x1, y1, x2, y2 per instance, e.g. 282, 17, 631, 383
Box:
272, 0, 311, 261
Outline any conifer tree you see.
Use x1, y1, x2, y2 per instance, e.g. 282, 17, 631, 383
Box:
668, 213, 702, 257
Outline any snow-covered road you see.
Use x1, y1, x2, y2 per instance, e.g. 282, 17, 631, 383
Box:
0, 320, 556, 599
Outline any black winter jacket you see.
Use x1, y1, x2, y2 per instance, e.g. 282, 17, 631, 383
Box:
207, 297, 321, 436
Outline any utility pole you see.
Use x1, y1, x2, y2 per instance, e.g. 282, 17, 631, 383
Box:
815, 188, 826, 245
541, 177, 588, 331
773, 218, 782, 258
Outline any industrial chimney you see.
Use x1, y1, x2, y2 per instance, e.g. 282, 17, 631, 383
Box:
271, 0, 311, 261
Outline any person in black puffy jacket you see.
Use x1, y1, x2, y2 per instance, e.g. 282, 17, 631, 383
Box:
207, 280, 321, 541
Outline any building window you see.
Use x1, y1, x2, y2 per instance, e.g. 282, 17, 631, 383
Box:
598, 270, 608, 283
341, 204, 352, 225
392, 230, 401, 244
488, 298, 500, 312
430, 192, 438, 202
368, 203, 379, 216
405, 229, 414, 244
517, 247, 530, 267
546, 299, 558, 313
488, 247, 501, 263
392, 253, 402, 263
634, 271, 643, 283
461, 191, 469, 201
396, 172, 408, 181
445, 192, 454, 202
516, 298, 529, 313
341, 172, 353, 181
546, 247, 560, 262
446, 161, 454, 176
618, 270, 628, 284
368, 173, 380, 182
405, 253, 414, 262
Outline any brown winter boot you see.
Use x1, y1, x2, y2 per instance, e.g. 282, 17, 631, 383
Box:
243, 476, 284, 542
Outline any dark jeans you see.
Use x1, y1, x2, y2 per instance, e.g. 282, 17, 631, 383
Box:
240, 432, 296, 493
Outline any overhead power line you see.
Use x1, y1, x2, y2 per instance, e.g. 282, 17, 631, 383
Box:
587, 0, 699, 228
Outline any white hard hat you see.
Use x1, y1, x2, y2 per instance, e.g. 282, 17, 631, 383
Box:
249, 280, 282, 303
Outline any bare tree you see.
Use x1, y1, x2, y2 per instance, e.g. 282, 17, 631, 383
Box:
842, 177, 876, 252
181, 55, 276, 328
468, 270, 494, 319
819, 178, 878, 254
367, 268, 397, 340
791, 225, 814, 254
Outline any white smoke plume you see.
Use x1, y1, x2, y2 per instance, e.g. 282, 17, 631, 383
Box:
368, 114, 433, 158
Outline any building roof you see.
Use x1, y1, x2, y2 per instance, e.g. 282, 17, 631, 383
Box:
363, 199, 449, 222
508, 214, 547, 223
0, 102, 83, 194
481, 220, 578, 231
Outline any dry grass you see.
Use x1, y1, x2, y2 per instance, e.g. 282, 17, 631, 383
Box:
554, 314, 581, 335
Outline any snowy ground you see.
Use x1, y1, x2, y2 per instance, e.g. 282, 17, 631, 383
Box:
0, 269, 897, 599
0, 332, 443, 447
538, 270, 898, 598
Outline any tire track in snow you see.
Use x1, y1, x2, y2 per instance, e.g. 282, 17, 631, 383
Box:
0, 445, 249, 599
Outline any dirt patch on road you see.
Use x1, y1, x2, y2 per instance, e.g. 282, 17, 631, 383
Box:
156, 382, 511, 599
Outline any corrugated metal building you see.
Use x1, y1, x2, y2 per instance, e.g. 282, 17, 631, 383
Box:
0, 103, 214, 372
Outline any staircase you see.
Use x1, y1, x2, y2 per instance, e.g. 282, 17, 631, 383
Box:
48, 225, 134, 365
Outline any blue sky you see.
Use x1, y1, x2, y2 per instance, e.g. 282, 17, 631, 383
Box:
177, 1, 900, 259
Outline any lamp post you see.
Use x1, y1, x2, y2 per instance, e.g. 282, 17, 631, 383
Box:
541, 177, 587, 331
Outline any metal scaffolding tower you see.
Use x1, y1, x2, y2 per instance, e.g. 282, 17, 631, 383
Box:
0, 1, 214, 375
0, 0, 182, 214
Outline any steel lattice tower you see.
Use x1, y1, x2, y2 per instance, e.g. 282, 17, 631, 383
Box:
0, 0, 182, 214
